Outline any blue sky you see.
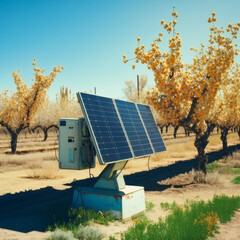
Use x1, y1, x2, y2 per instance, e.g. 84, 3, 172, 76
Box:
1, 0, 240, 100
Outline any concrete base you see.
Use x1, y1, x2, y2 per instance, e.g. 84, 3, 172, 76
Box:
72, 185, 145, 220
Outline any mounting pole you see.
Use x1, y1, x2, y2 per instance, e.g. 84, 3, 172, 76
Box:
137, 75, 139, 99
94, 161, 128, 190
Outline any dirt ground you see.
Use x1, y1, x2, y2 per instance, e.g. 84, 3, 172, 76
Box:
0, 132, 240, 240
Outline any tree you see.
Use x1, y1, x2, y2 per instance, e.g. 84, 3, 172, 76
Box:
124, 11, 239, 173
210, 66, 240, 151
55, 85, 82, 120
0, 59, 64, 153
31, 85, 82, 141
31, 97, 59, 141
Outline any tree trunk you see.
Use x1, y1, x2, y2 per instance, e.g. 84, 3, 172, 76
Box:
160, 126, 164, 134
166, 124, 170, 133
220, 127, 229, 151
173, 126, 179, 139
184, 127, 190, 137
43, 128, 48, 141
10, 131, 18, 154
194, 133, 209, 174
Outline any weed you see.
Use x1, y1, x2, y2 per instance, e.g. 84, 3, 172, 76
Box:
190, 169, 206, 184
74, 224, 105, 240
48, 207, 114, 231
145, 201, 155, 212
27, 161, 61, 179
46, 229, 77, 240
109, 236, 118, 240
231, 176, 240, 184
206, 172, 221, 185
160, 201, 177, 211
121, 195, 240, 240
132, 214, 151, 226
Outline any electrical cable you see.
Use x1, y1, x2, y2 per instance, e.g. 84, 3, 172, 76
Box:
54, 134, 59, 161
147, 155, 151, 171
89, 167, 94, 178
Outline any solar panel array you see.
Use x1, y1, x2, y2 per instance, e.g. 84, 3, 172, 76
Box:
78, 92, 166, 164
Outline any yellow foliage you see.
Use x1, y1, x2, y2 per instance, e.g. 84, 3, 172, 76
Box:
125, 10, 240, 133
0, 60, 64, 130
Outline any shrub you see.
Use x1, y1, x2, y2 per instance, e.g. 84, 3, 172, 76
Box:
206, 172, 221, 185
74, 224, 105, 240
46, 229, 77, 240
190, 169, 206, 184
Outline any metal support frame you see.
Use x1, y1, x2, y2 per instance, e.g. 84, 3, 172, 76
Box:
93, 161, 128, 190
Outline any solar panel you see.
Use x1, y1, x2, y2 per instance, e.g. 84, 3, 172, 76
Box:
137, 104, 166, 153
115, 99, 153, 157
78, 93, 133, 164
77, 92, 166, 165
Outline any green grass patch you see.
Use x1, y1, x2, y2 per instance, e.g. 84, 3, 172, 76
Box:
207, 161, 240, 174
206, 162, 221, 172
47, 207, 114, 231
233, 168, 240, 174
231, 176, 240, 184
160, 201, 177, 211
121, 195, 240, 240
145, 201, 155, 212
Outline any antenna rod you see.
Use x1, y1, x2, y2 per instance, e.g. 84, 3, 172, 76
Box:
137, 75, 139, 99
94, 87, 96, 95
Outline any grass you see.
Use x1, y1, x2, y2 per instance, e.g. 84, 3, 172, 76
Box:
145, 201, 155, 212
46, 229, 77, 240
160, 201, 178, 211
231, 176, 240, 184
74, 225, 105, 240
48, 207, 114, 232
189, 169, 221, 185
121, 195, 240, 240
206, 161, 240, 175
46, 226, 106, 240
0, 151, 56, 172
27, 161, 61, 179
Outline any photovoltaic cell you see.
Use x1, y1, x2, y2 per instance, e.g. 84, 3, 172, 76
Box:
115, 99, 153, 157
137, 104, 166, 153
79, 93, 133, 164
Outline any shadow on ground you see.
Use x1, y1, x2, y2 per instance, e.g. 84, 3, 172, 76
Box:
0, 144, 239, 233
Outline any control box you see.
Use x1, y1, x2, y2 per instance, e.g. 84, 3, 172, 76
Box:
59, 118, 95, 170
